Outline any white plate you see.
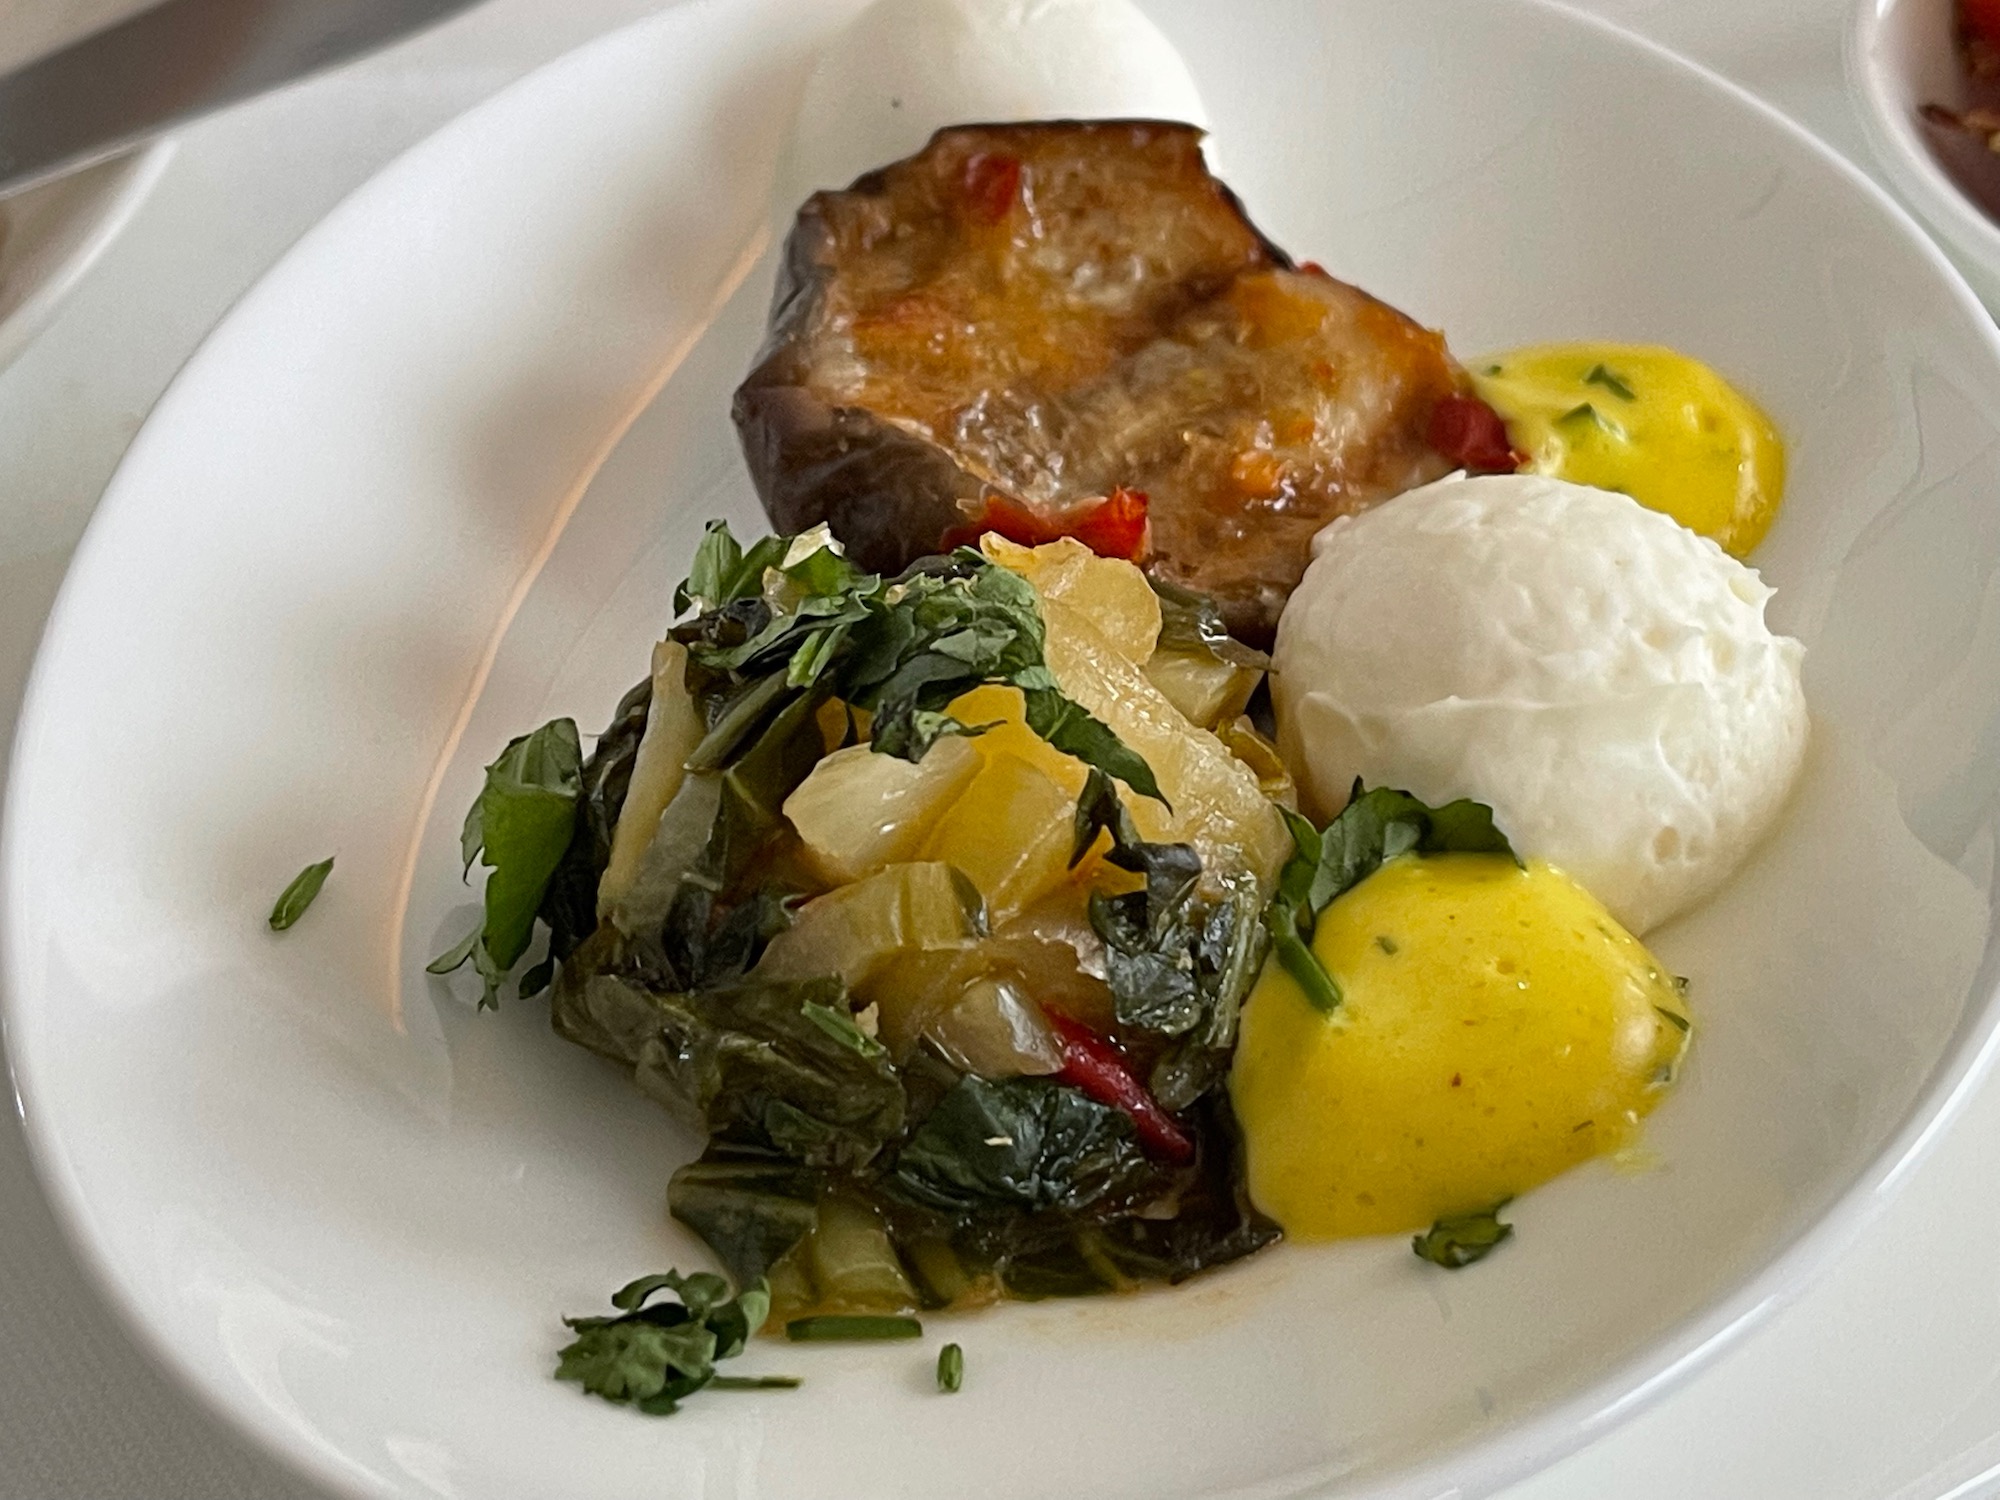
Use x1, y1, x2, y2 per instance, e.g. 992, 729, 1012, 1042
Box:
9, 1, 2000, 1497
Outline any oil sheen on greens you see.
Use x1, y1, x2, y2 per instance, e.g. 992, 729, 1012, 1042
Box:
438, 524, 1282, 1323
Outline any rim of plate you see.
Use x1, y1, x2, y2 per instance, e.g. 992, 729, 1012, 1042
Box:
1846, 0, 2000, 289
7, 4, 2000, 1499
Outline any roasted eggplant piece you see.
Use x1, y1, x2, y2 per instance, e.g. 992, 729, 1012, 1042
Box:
734, 120, 1472, 645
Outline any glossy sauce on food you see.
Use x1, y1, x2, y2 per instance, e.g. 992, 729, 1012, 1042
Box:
1472, 342, 1784, 555
1230, 853, 1689, 1238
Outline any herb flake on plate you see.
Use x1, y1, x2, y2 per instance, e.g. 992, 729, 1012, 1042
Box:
1412, 1200, 1514, 1269
268, 857, 334, 931
556, 1271, 795, 1415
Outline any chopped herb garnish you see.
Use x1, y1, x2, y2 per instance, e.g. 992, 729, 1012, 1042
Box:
937, 1342, 964, 1393
268, 857, 334, 931
785, 1314, 923, 1342
1483, 364, 1503, 376
1413, 1200, 1514, 1269
1654, 1005, 1691, 1033
1267, 785, 1516, 1014
1583, 363, 1636, 401
1558, 401, 1625, 438
556, 1271, 788, 1415
801, 1000, 888, 1058
1374, 935, 1399, 955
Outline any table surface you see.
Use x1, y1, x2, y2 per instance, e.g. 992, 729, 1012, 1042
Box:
1, 0, 1993, 1496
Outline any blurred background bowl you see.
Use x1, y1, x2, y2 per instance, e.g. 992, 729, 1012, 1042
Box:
1849, 0, 2000, 308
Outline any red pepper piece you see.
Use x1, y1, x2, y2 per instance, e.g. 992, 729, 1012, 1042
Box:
962, 152, 1022, 225
1426, 392, 1526, 473
1068, 486, 1150, 561
940, 488, 1150, 562
1047, 1012, 1195, 1164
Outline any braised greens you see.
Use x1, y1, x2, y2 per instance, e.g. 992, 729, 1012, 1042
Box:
454, 524, 1282, 1347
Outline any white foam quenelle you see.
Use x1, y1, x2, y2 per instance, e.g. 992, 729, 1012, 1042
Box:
1275, 473, 1809, 936
776, 0, 1208, 210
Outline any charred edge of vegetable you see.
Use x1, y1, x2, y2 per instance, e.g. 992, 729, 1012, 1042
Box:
734, 120, 1295, 577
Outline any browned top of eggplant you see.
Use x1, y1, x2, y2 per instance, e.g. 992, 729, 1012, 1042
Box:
734, 120, 1464, 645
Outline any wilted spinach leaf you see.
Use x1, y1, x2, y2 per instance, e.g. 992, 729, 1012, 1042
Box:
668, 1151, 825, 1289
551, 968, 904, 1173
1149, 577, 1271, 671
890, 1076, 1155, 1218
1069, 770, 1265, 1098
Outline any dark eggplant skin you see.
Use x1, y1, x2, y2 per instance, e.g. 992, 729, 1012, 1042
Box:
735, 120, 1280, 576
732, 120, 1463, 647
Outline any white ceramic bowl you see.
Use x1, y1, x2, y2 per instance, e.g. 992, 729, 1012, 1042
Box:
9, 1, 2000, 1498
1848, 0, 2000, 307
0, 145, 170, 371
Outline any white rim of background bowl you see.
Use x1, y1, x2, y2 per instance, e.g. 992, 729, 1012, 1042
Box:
8, 5, 2000, 1499
1847, 0, 2000, 292
0, 142, 175, 372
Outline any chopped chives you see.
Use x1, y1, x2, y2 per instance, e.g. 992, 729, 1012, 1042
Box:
784, 1314, 923, 1342
708, 1374, 803, 1390
1583, 363, 1636, 401
937, 1342, 964, 1393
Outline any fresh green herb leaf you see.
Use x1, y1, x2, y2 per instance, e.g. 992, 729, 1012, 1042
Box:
268, 857, 333, 931
1266, 785, 1517, 1014
676, 521, 790, 616
425, 925, 478, 975
937, 1342, 964, 1393
453, 719, 582, 1007
1022, 686, 1164, 805
1583, 363, 1636, 401
555, 1272, 775, 1414
784, 1315, 923, 1342
1654, 1005, 1691, 1033
1412, 1201, 1514, 1269
802, 1000, 888, 1059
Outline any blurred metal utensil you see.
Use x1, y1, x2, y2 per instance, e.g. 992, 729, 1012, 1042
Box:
0, 0, 489, 197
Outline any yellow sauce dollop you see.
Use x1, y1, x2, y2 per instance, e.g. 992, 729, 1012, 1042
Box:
1471, 342, 1784, 556
1230, 853, 1689, 1239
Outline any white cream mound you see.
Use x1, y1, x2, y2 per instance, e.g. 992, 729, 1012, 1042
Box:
1273, 473, 1809, 935
779, 0, 1209, 209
